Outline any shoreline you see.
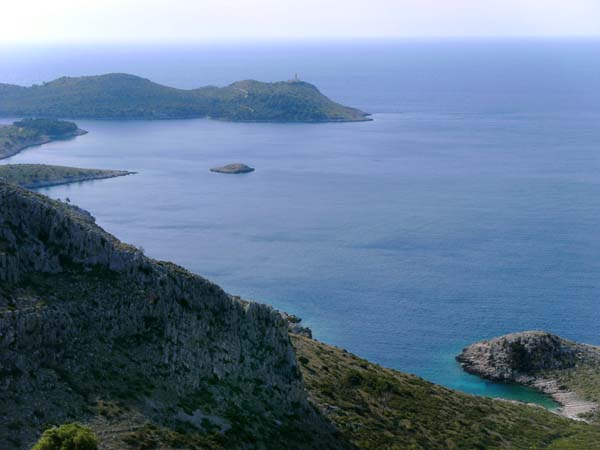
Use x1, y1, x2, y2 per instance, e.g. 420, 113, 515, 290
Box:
460, 367, 597, 421
528, 377, 597, 421
24, 170, 136, 189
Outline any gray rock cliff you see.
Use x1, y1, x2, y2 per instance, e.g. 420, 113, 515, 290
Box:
0, 181, 342, 449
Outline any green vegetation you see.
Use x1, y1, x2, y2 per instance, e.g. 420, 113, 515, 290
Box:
0, 73, 369, 122
292, 334, 600, 450
0, 164, 132, 188
32, 423, 98, 450
0, 119, 85, 159
13, 118, 79, 136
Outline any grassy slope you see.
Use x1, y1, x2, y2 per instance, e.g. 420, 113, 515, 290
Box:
0, 74, 369, 122
0, 164, 131, 188
292, 335, 600, 450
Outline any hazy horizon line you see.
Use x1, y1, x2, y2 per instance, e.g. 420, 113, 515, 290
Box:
2, 35, 600, 48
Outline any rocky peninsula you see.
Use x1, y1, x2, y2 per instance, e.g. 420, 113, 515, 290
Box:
210, 163, 255, 174
0, 119, 87, 160
457, 331, 600, 421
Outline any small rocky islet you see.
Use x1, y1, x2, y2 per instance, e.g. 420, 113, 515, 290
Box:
210, 163, 255, 174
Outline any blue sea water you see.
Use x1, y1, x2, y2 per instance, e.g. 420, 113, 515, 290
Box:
2, 40, 600, 407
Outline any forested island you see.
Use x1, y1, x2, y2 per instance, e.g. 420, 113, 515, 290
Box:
1, 181, 600, 450
0, 74, 370, 122
0, 118, 87, 159
0, 164, 134, 189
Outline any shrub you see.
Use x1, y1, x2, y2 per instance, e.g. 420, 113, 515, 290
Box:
32, 423, 98, 450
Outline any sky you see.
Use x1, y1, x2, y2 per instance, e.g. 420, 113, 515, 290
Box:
1, 0, 600, 44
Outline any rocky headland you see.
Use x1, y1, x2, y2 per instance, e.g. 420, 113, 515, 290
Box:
457, 331, 600, 421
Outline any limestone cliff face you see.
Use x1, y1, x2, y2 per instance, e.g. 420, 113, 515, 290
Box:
0, 181, 331, 450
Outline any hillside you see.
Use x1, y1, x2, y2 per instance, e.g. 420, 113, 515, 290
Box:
0, 74, 369, 122
2, 181, 600, 450
294, 335, 600, 450
0, 119, 87, 159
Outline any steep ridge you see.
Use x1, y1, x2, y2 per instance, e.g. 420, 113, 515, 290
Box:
0, 181, 345, 449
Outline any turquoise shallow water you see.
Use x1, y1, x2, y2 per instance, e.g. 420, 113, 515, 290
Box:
2, 40, 600, 407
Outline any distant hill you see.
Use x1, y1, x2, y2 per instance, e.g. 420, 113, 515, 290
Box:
0, 73, 370, 122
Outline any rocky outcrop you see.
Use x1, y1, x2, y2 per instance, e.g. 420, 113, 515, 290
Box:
456, 331, 595, 381
280, 312, 313, 339
0, 181, 342, 450
457, 331, 600, 420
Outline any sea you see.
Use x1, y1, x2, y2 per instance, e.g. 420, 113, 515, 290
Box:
2, 39, 600, 407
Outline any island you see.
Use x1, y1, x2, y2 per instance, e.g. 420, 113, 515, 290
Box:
2, 180, 600, 450
0, 118, 87, 159
210, 163, 255, 174
0, 73, 370, 123
0, 164, 134, 189
457, 331, 600, 422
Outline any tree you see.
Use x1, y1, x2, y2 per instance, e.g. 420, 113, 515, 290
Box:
32, 423, 99, 450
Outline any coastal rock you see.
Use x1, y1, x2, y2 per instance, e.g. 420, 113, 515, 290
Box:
456, 331, 595, 382
210, 163, 255, 174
